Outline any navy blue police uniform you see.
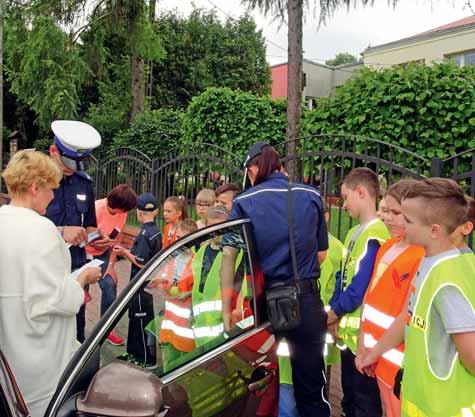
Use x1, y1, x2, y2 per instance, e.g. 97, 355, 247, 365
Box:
228, 143, 330, 417
46, 171, 97, 343
126, 194, 162, 366
45, 120, 102, 343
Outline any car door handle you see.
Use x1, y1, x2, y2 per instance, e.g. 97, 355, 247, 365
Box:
248, 372, 273, 392
158, 405, 170, 416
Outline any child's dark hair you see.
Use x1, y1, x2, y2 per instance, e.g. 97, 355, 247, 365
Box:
165, 196, 188, 220
177, 219, 198, 236
403, 178, 467, 233
342, 167, 380, 200
107, 184, 137, 211
386, 179, 419, 204
215, 183, 241, 198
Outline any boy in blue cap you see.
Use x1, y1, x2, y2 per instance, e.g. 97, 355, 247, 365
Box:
113, 192, 162, 366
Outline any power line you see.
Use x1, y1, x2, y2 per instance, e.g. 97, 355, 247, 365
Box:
205, 0, 288, 53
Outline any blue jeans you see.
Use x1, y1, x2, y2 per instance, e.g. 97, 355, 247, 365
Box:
96, 251, 117, 317
279, 384, 300, 417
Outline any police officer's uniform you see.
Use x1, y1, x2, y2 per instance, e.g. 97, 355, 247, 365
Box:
126, 193, 162, 365
229, 142, 330, 417
45, 120, 101, 343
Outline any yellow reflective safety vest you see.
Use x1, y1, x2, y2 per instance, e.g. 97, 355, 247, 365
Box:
321, 233, 346, 365
192, 243, 243, 347
181, 350, 252, 417
338, 219, 389, 353
402, 252, 475, 417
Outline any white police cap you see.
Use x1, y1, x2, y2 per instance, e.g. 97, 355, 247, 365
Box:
51, 120, 101, 158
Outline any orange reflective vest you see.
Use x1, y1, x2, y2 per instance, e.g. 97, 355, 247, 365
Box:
162, 223, 178, 249
159, 254, 196, 352
361, 238, 424, 387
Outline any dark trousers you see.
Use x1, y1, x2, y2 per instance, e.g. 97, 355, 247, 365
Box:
127, 289, 155, 364
281, 293, 330, 417
340, 348, 382, 417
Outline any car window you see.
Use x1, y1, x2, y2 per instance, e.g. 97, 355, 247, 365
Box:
98, 221, 257, 377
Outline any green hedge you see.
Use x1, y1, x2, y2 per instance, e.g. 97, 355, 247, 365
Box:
302, 62, 475, 160
112, 108, 184, 157
110, 63, 475, 167
181, 87, 286, 155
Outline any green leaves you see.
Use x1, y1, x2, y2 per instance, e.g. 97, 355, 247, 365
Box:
181, 87, 286, 156
6, 15, 88, 129
111, 109, 184, 157
301, 62, 475, 167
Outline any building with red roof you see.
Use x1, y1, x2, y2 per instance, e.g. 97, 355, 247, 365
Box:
363, 15, 475, 68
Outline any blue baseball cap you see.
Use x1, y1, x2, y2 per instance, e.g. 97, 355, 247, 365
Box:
137, 193, 158, 211
243, 141, 268, 168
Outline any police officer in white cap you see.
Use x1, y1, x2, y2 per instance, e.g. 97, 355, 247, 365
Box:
46, 120, 110, 343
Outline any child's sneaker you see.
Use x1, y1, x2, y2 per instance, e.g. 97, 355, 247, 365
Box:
106, 330, 124, 346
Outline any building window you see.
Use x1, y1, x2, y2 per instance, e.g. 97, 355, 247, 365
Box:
450, 50, 475, 68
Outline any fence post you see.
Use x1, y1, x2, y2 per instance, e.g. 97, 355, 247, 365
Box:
430, 158, 444, 178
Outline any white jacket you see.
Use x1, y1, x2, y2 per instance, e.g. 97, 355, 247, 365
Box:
0, 205, 83, 417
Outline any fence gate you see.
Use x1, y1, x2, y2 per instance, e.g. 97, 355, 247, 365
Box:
85, 135, 475, 241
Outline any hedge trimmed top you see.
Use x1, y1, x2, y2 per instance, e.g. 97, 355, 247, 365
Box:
113, 62, 475, 162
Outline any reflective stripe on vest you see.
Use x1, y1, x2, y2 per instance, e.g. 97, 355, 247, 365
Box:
338, 219, 390, 353
402, 253, 475, 417
403, 399, 475, 417
339, 315, 360, 329
277, 341, 290, 357
193, 300, 223, 316
364, 333, 403, 367
166, 300, 192, 319
193, 323, 224, 338
161, 319, 195, 340
236, 315, 255, 329
362, 304, 395, 329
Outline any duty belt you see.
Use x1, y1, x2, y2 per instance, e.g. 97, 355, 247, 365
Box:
265, 278, 320, 295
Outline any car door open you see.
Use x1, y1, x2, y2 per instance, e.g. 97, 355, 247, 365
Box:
44, 219, 277, 417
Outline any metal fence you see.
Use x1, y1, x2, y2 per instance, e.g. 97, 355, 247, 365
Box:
2, 135, 475, 241
87, 135, 475, 241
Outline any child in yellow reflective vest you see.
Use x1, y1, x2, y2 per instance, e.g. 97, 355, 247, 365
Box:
327, 168, 390, 417
357, 178, 475, 417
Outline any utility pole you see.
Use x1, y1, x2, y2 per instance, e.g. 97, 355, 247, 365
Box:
286, 0, 303, 181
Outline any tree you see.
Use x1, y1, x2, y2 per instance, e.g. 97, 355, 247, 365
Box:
151, 9, 271, 108
325, 52, 358, 66
242, 0, 395, 179
4, 13, 88, 129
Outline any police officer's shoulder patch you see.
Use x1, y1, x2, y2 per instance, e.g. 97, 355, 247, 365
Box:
76, 171, 92, 182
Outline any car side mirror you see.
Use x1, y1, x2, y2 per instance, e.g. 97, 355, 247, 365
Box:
76, 362, 163, 417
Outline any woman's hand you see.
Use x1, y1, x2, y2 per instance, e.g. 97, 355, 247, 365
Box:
77, 267, 101, 288
62, 226, 87, 246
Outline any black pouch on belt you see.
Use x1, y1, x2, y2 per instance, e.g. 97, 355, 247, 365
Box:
266, 282, 301, 333
265, 182, 302, 334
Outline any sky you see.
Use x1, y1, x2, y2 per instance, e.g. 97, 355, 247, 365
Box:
157, 0, 472, 65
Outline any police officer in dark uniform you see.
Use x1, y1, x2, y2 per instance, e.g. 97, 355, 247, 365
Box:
45, 120, 106, 343
222, 142, 330, 417
112, 193, 162, 366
